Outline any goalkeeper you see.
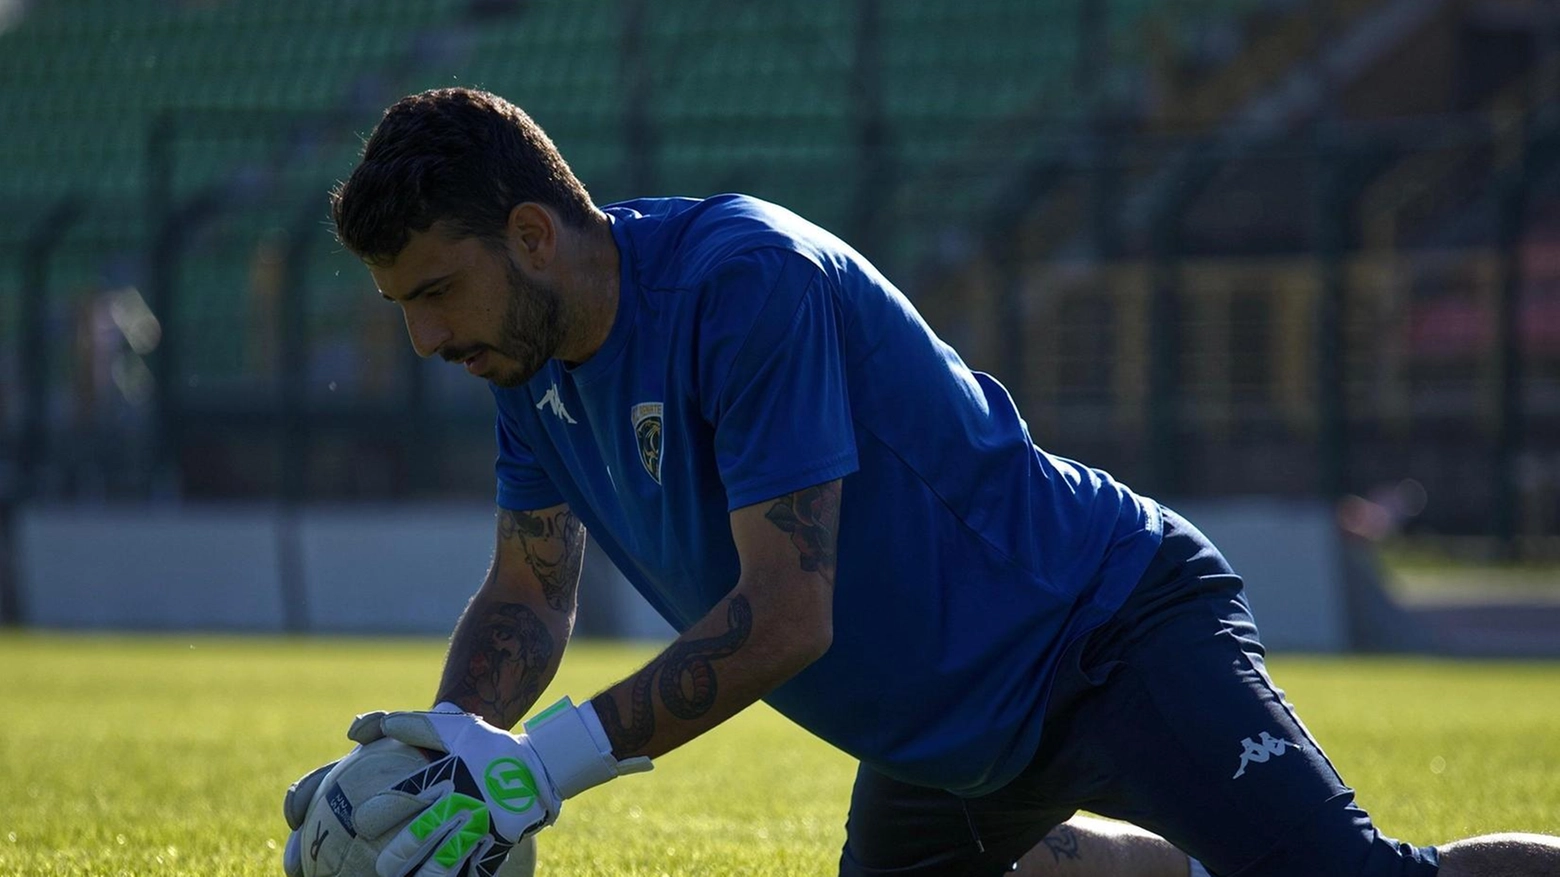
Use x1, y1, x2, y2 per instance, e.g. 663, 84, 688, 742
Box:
287, 87, 1560, 877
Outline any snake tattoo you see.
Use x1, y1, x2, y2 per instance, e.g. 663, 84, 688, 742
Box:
591, 595, 753, 753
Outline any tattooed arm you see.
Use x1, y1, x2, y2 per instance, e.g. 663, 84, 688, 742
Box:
435, 503, 585, 729
590, 480, 840, 760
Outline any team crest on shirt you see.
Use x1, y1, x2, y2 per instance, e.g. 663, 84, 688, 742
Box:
631, 402, 664, 484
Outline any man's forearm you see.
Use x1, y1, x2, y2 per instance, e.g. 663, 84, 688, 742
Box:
438, 507, 584, 728
435, 590, 567, 729
587, 484, 839, 761
589, 582, 829, 761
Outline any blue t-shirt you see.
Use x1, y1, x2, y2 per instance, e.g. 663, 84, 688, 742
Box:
492, 194, 1162, 796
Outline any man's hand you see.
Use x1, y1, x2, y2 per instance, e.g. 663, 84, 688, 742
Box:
357, 698, 651, 877
280, 756, 430, 877
282, 759, 338, 877
348, 706, 556, 877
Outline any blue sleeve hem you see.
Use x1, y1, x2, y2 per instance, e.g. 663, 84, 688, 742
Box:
496, 484, 568, 512
724, 451, 860, 512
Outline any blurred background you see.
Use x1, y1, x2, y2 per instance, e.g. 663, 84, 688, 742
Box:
0, 0, 1557, 653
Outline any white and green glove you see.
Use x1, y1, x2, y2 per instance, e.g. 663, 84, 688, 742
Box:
355, 698, 652, 877
281, 756, 434, 877
282, 759, 338, 875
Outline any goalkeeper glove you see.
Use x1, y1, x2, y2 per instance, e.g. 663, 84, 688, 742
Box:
282, 759, 338, 877
353, 697, 651, 877
281, 756, 431, 877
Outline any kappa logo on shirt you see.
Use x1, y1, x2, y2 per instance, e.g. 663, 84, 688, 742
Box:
631, 402, 664, 484
536, 384, 577, 424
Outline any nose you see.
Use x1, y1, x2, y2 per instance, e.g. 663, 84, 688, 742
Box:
402, 304, 451, 359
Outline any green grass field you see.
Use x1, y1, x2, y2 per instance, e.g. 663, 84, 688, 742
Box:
2, 633, 1557, 876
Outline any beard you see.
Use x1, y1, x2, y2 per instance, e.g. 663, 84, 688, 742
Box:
486, 256, 566, 388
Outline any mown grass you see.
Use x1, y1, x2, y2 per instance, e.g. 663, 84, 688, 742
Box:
1, 633, 1556, 875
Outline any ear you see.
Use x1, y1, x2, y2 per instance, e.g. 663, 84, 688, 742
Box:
506, 202, 557, 272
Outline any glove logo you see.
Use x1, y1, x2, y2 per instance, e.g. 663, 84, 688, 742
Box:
324, 782, 357, 837
483, 757, 540, 813
408, 793, 490, 869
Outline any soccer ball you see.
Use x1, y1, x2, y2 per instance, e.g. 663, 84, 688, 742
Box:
295, 737, 536, 877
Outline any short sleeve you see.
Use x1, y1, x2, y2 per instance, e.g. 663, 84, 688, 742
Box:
707, 251, 859, 510
493, 407, 565, 511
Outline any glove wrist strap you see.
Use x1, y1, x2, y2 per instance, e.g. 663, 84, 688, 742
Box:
525, 697, 653, 799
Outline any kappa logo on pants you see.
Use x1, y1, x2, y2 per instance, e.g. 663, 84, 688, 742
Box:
1232, 731, 1303, 779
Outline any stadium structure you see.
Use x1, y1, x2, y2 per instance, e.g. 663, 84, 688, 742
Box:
0, 0, 1557, 650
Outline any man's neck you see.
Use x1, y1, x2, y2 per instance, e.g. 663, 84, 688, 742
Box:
560, 218, 621, 365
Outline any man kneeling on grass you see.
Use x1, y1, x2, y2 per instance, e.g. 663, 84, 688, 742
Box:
284, 87, 1560, 877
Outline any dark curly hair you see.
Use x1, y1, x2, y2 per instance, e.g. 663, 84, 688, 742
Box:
331, 88, 597, 264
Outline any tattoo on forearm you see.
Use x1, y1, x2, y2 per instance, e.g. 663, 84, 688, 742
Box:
592, 595, 753, 755
499, 508, 584, 612
658, 597, 752, 720
763, 482, 840, 582
1042, 825, 1082, 862
442, 601, 554, 726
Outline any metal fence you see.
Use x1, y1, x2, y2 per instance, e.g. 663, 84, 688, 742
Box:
3, 0, 1560, 554
942, 113, 1560, 547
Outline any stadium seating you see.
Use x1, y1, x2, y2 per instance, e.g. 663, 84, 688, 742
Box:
0, 0, 466, 203
0, 0, 1268, 341
18, 0, 1550, 533
0, 0, 477, 391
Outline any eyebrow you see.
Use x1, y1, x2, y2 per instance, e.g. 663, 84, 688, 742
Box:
380, 271, 456, 303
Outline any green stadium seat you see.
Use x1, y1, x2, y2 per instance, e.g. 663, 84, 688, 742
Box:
0, 0, 1270, 382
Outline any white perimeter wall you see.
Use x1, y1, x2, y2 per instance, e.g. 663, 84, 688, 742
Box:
1174, 499, 1349, 652
16, 499, 1346, 651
